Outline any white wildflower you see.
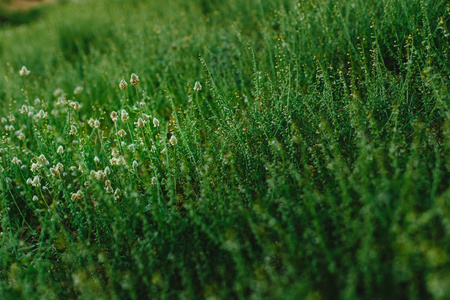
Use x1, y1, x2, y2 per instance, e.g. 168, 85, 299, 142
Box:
31, 175, 40, 187
119, 79, 128, 90
74, 86, 84, 95
53, 88, 64, 98
194, 81, 202, 91
69, 125, 77, 136
121, 109, 129, 123
169, 135, 177, 146
130, 73, 140, 86
135, 117, 145, 127
11, 157, 22, 165
110, 111, 118, 122
117, 129, 127, 137
153, 117, 159, 127
19, 66, 30, 76
57, 146, 64, 154
142, 113, 150, 122
111, 148, 119, 157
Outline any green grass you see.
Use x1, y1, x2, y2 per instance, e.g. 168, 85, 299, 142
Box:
0, 0, 449, 298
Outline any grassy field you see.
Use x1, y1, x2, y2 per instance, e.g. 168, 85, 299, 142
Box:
0, 0, 449, 298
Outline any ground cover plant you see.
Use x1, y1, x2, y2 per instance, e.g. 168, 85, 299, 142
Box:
0, 0, 449, 298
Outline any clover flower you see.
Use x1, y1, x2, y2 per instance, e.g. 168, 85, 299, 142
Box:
135, 117, 145, 127
130, 73, 140, 86
153, 117, 159, 127
119, 79, 128, 90
69, 125, 77, 136
74, 86, 84, 95
110, 111, 118, 122
19, 66, 30, 76
31, 175, 40, 187
117, 129, 127, 137
169, 135, 177, 146
194, 81, 202, 91
11, 157, 22, 165
57, 146, 64, 154
121, 109, 129, 123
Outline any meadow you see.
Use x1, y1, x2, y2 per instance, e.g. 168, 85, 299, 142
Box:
0, 0, 449, 298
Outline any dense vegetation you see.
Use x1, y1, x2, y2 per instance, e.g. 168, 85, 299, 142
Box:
0, 0, 449, 298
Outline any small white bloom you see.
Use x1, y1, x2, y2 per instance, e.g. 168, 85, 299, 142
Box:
142, 113, 150, 122
19, 105, 28, 114
32, 195, 38, 202
130, 73, 140, 86
169, 135, 177, 146
194, 81, 202, 91
117, 129, 127, 137
110, 111, 118, 122
88, 118, 95, 127
111, 148, 119, 157
94, 156, 100, 163
121, 109, 129, 123
57, 146, 64, 154
135, 117, 145, 128
153, 117, 159, 127
119, 79, 128, 90
151, 177, 157, 185
17, 131, 25, 140
53, 88, 64, 97
31, 175, 40, 187
69, 125, 77, 136
11, 157, 22, 165
74, 86, 84, 95
19, 66, 30, 76
132, 160, 138, 169
93, 119, 100, 129
38, 154, 49, 165
105, 185, 113, 193
50, 167, 60, 177
117, 155, 126, 166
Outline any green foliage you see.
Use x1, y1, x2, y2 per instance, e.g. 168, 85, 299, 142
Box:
0, 0, 449, 299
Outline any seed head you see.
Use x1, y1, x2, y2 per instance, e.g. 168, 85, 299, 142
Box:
130, 73, 140, 86
119, 79, 128, 90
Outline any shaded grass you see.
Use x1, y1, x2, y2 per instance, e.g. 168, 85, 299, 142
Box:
0, 0, 449, 299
